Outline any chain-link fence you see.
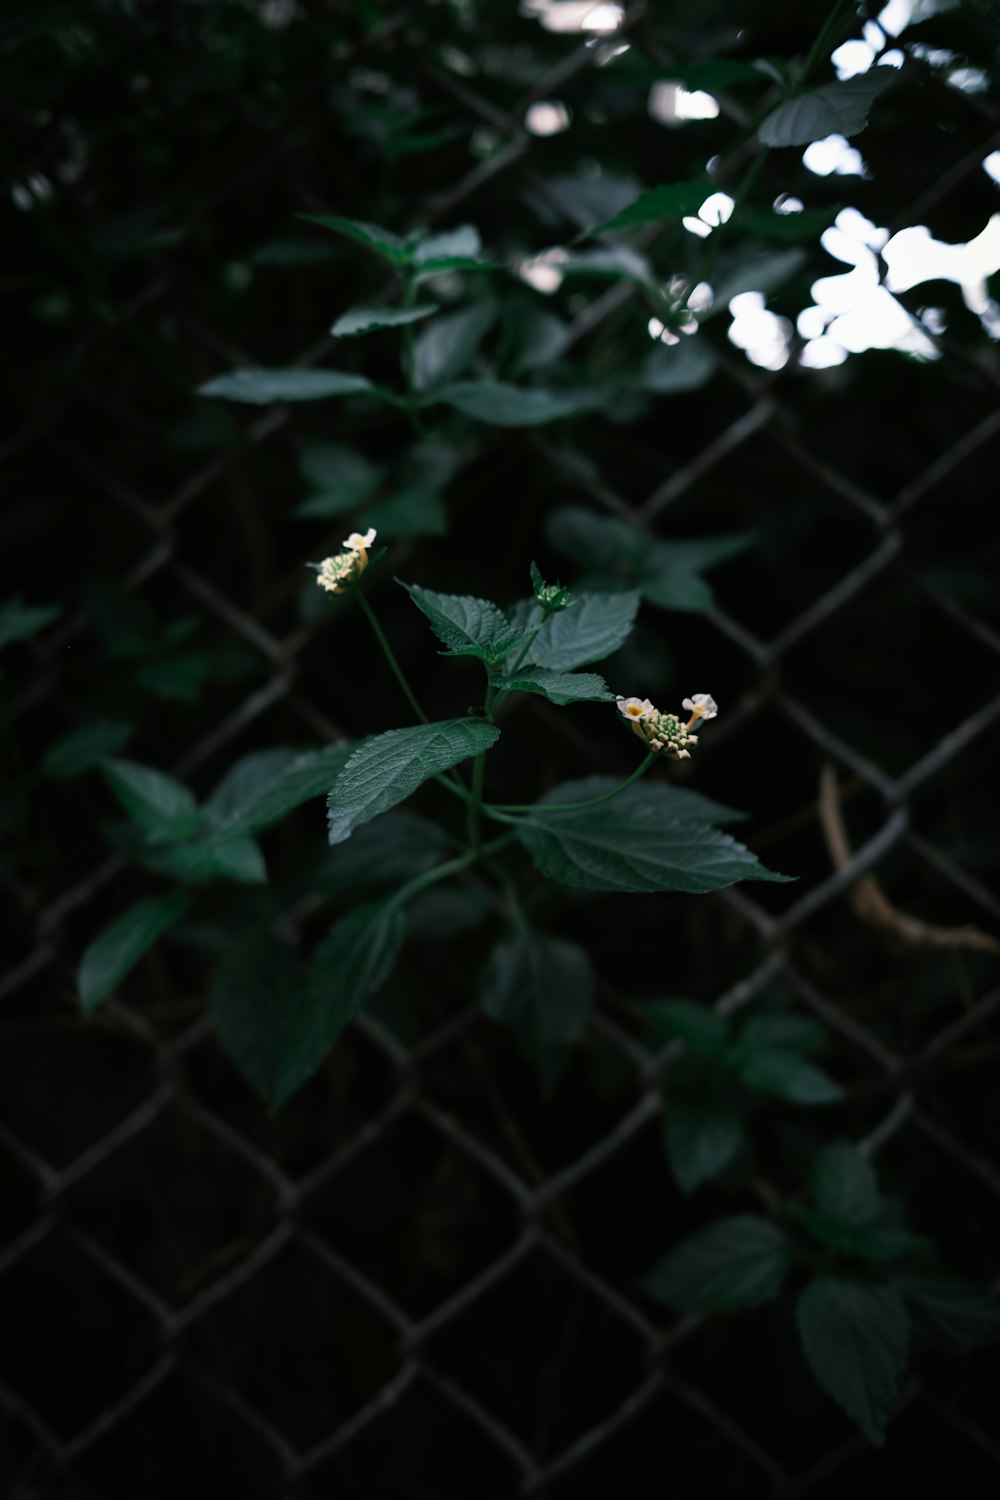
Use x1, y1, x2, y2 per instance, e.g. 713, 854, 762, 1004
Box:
3, 3, 999, 1495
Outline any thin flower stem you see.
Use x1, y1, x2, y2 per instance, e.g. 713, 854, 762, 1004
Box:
385, 831, 519, 916
356, 587, 429, 725
488, 752, 656, 817
355, 585, 468, 798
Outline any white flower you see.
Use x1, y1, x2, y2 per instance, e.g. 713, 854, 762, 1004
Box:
682, 693, 717, 724
316, 527, 377, 593
616, 695, 655, 722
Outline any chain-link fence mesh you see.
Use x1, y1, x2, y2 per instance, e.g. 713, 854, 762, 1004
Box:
3, 3, 999, 1495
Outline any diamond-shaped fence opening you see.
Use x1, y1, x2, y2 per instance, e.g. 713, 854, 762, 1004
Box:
3, 4, 1000, 1496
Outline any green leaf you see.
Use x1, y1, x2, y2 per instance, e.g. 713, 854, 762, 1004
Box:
579, 179, 714, 239
759, 72, 897, 148
546, 508, 751, 612
796, 1277, 909, 1446
331, 302, 438, 337
437, 381, 602, 426
198, 368, 376, 404
645, 1216, 792, 1312
523, 591, 641, 671
736, 1046, 843, 1104
737, 205, 838, 242
367, 487, 447, 538
529, 775, 745, 828
305, 812, 451, 893
516, 779, 790, 895
739, 1013, 828, 1056
327, 719, 500, 845
413, 302, 498, 392
295, 442, 384, 519
891, 1269, 1000, 1352
489, 666, 614, 705
210, 935, 302, 1104
400, 581, 522, 661
0, 596, 61, 651
665, 1093, 747, 1194
481, 927, 594, 1090
42, 720, 134, 779
203, 749, 305, 826
559, 245, 655, 285
643, 999, 730, 1057
103, 758, 200, 843
708, 249, 807, 312
288, 901, 406, 1103
299, 213, 411, 264
412, 225, 481, 265
79, 891, 190, 1014
637, 339, 716, 395
158, 836, 268, 886
811, 1142, 881, 1226
408, 884, 493, 941
208, 743, 357, 843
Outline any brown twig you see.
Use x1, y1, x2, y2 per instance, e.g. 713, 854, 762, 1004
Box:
818, 763, 1000, 955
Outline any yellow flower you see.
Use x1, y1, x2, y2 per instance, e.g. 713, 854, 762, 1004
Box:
316, 528, 377, 594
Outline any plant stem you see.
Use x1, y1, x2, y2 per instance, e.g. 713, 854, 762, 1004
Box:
489, 752, 656, 817
386, 830, 518, 915
356, 585, 429, 726
467, 683, 498, 852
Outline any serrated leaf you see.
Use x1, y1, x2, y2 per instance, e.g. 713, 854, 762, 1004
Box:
413, 301, 498, 392
0, 596, 61, 651
437, 381, 601, 426
42, 720, 134, 779
331, 303, 438, 337
579, 179, 714, 239
208, 743, 356, 843
481, 927, 594, 1091
708, 248, 807, 311
643, 999, 730, 1057
284, 901, 406, 1105
528, 776, 745, 828
300, 213, 411, 263
198, 367, 376, 404
523, 591, 641, 671
891, 1269, 1000, 1352
401, 581, 522, 661
516, 779, 790, 895
665, 1093, 747, 1194
645, 1216, 792, 1312
811, 1142, 881, 1225
103, 758, 200, 843
489, 666, 614, 705
79, 891, 190, 1014
797, 1277, 909, 1445
327, 719, 500, 846
759, 72, 896, 148
736, 1046, 843, 1104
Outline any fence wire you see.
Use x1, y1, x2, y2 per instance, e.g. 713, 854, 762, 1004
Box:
3, 6, 1000, 1497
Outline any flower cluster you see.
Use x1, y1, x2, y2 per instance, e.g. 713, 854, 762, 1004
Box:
616, 692, 717, 760
316, 529, 377, 594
